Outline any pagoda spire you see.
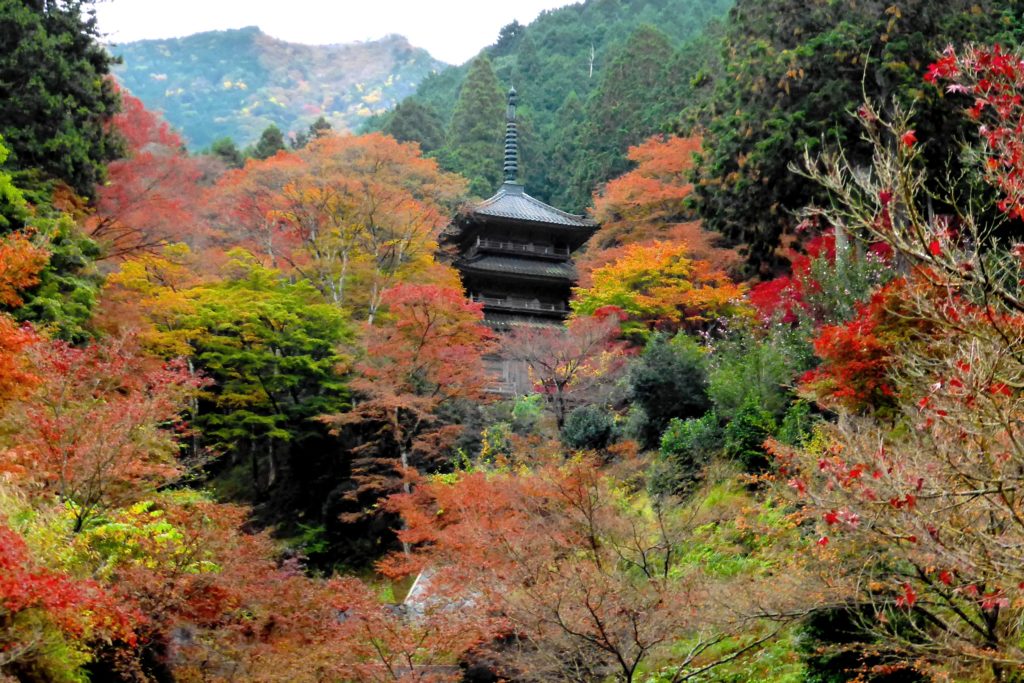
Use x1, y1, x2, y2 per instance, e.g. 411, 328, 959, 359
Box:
503, 86, 519, 184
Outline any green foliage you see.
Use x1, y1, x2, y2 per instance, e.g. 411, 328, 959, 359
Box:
0, 0, 122, 197
15, 215, 101, 343
776, 399, 815, 447
182, 251, 351, 455
560, 25, 687, 210
248, 124, 286, 160
382, 99, 446, 154
399, 0, 732, 206
723, 393, 776, 472
562, 404, 616, 450
707, 325, 812, 420
649, 411, 722, 497
441, 55, 505, 197
0, 138, 28, 230
690, 0, 1024, 273
111, 28, 444, 149
628, 333, 712, 449
208, 136, 244, 168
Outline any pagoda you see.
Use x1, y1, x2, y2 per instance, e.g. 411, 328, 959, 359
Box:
449, 88, 597, 331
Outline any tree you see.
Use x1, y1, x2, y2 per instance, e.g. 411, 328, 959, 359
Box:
441, 54, 505, 197
381, 99, 445, 154
582, 134, 740, 279
564, 25, 687, 211
627, 333, 711, 449
504, 313, 626, 431
90, 91, 206, 258
210, 133, 467, 323
383, 457, 788, 683
249, 124, 286, 160
770, 46, 1024, 679
322, 283, 494, 551
181, 251, 350, 494
0, 0, 122, 197
691, 0, 1024, 274
572, 240, 746, 340
0, 336, 200, 532
291, 116, 333, 149
0, 522, 136, 679
209, 136, 244, 169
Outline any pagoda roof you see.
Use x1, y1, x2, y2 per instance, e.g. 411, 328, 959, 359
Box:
469, 183, 597, 229
458, 254, 577, 281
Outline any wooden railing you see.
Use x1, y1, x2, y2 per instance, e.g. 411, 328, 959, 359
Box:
476, 237, 569, 257
471, 294, 567, 313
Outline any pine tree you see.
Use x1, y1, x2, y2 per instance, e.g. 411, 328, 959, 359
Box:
442, 55, 505, 197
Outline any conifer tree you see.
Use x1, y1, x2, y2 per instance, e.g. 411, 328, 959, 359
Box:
0, 0, 122, 197
383, 99, 445, 154
442, 55, 505, 197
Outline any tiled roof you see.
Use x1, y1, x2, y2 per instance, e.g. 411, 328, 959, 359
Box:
470, 183, 596, 228
459, 254, 577, 280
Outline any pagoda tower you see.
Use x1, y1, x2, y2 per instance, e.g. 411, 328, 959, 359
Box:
449, 87, 597, 330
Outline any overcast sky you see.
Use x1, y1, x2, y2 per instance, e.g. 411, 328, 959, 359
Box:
94, 0, 580, 65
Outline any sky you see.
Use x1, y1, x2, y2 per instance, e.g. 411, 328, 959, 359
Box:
93, 0, 580, 65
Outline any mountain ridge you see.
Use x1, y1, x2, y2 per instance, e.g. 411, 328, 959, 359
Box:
107, 26, 447, 150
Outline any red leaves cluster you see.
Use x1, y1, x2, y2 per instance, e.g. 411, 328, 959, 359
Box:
0, 523, 137, 649
799, 279, 929, 412
748, 232, 837, 323
92, 90, 208, 258
0, 337, 201, 529
926, 44, 1024, 219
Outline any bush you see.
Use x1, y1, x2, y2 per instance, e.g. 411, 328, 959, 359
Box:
723, 394, 776, 472
707, 325, 811, 420
627, 333, 711, 449
562, 404, 616, 450
777, 400, 816, 447
649, 411, 722, 497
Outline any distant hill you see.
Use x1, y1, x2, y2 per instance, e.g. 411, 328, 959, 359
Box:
107, 26, 447, 150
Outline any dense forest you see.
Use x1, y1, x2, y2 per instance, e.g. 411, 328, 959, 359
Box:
5, 0, 1024, 681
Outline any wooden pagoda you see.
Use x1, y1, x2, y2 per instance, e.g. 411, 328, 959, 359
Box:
449, 87, 597, 331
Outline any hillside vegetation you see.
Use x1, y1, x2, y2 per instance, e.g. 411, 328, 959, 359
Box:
108, 26, 446, 149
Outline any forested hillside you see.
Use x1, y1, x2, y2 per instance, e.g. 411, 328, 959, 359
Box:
6, 0, 1024, 681
367, 0, 733, 209
109, 27, 446, 149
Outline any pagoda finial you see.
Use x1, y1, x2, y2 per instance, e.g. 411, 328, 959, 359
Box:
503, 86, 519, 184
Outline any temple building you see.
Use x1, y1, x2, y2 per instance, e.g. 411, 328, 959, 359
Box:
449, 87, 597, 331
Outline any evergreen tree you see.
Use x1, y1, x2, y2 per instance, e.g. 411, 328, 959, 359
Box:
0, 0, 122, 197
249, 124, 286, 160
441, 55, 505, 197
209, 137, 244, 169
382, 99, 445, 154
564, 26, 683, 211
291, 116, 333, 149
691, 0, 1024, 275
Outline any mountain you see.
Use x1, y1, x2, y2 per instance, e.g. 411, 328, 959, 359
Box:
107, 26, 447, 150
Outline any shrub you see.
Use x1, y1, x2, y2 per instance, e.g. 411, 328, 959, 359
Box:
723, 394, 776, 472
562, 404, 616, 450
649, 411, 722, 496
627, 332, 711, 449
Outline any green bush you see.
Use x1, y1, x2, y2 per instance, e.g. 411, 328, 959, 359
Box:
627, 332, 711, 449
707, 325, 811, 421
649, 411, 722, 497
562, 404, 616, 450
723, 394, 776, 472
